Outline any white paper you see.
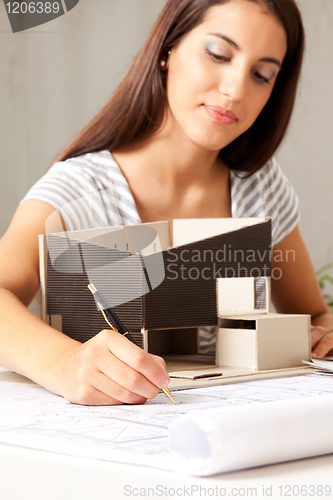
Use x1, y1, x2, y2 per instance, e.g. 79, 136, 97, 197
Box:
303, 358, 333, 373
0, 375, 333, 476
170, 394, 333, 476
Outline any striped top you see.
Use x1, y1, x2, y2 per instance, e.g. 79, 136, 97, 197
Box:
22, 150, 300, 353
22, 149, 300, 248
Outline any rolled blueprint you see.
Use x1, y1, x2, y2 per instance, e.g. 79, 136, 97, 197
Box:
169, 393, 333, 476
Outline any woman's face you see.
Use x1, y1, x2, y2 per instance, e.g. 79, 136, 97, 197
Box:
165, 0, 287, 152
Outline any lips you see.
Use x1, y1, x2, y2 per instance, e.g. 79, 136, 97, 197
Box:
203, 105, 237, 125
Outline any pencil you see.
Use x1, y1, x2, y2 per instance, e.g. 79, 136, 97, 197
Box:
88, 283, 176, 404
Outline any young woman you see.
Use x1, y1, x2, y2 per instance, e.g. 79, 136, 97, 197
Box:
0, 0, 332, 406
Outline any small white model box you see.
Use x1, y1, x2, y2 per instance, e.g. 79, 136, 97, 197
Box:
217, 313, 311, 371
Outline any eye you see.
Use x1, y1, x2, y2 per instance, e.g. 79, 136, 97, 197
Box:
206, 48, 230, 63
252, 70, 272, 85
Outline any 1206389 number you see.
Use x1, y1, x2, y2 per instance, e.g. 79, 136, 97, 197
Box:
278, 485, 332, 497
5, 2, 60, 14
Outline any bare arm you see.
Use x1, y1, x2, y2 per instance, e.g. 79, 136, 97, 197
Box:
0, 200, 169, 404
271, 225, 333, 357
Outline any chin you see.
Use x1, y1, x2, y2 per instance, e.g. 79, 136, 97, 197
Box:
191, 135, 236, 152
187, 126, 239, 152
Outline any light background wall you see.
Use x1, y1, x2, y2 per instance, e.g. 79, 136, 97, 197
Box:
0, 0, 332, 269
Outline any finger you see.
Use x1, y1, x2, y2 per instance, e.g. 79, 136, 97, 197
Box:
149, 353, 167, 370
311, 326, 328, 348
97, 350, 161, 400
91, 371, 148, 405
66, 383, 124, 406
312, 331, 333, 358
106, 330, 170, 389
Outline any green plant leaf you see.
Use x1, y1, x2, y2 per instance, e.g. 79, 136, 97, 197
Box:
318, 274, 333, 287
316, 262, 333, 277
316, 263, 333, 311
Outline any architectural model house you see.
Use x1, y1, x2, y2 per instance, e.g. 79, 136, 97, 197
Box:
39, 217, 311, 388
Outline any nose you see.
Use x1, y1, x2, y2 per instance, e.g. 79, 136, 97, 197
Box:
218, 62, 247, 103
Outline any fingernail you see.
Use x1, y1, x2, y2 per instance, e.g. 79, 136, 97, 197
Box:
159, 376, 170, 389
312, 353, 318, 358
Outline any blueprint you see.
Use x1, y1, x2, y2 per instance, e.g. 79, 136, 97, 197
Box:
0, 374, 333, 474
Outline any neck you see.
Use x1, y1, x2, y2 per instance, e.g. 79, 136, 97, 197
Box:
113, 117, 225, 193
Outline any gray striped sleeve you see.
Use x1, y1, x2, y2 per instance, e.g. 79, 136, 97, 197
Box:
231, 158, 300, 247
258, 158, 300, 247
20, 151, 141, 230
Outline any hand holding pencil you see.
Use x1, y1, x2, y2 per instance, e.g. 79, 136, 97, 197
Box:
88, 283, 175, 404
52, 289, 172, 406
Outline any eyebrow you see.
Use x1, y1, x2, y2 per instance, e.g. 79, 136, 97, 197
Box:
208, 33, 282, 69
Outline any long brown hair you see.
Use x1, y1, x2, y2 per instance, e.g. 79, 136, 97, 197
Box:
56, 0, 305, 174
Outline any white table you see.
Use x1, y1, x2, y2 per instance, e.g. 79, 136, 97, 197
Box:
0, 366, 332, 500
0, 443, 332, 500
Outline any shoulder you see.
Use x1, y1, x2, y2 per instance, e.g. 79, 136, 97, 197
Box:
44, 150, 121, 186
22, 150, 121, 202
255, 158, 299, 213
20, 150, 133, 230
21, 150, 141, 230
255, 157, 290, 190
231, 158, 300, 247
256, 158, 300, 247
